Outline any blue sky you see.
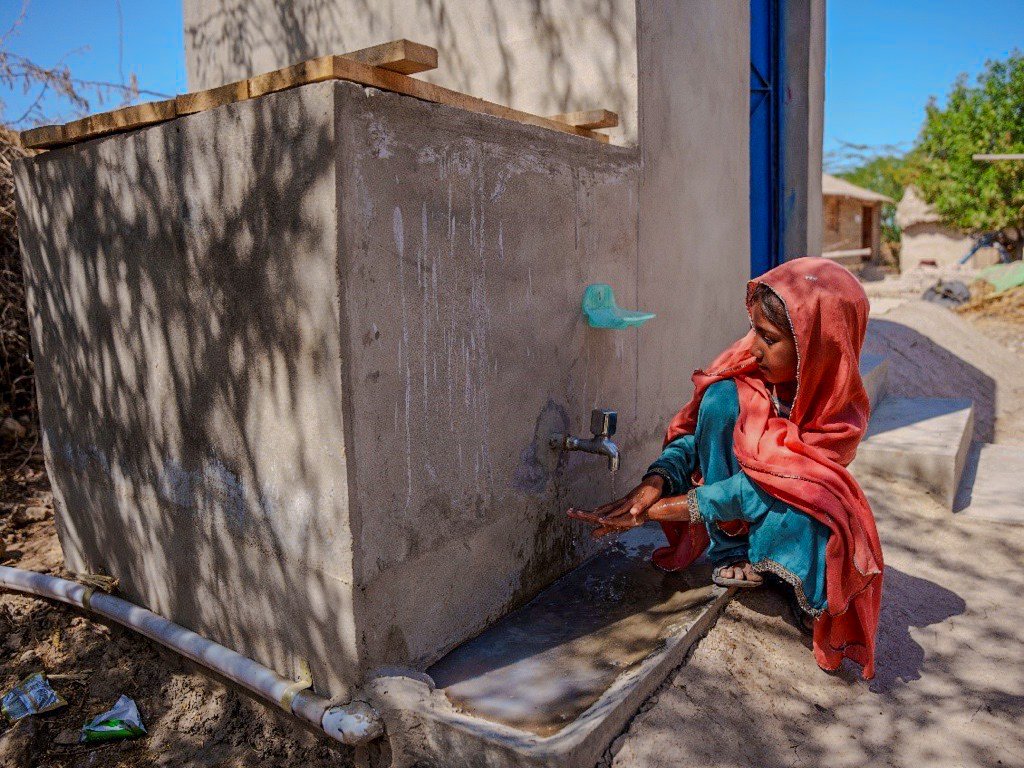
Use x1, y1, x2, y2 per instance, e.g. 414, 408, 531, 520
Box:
0, 1, 184, 126
825, 0, 1024, 164
1, 1, 1021, 165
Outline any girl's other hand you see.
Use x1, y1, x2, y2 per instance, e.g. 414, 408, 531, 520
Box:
566, 475, 665, 538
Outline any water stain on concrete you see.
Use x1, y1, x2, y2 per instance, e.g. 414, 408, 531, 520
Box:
427, 524, 714, 736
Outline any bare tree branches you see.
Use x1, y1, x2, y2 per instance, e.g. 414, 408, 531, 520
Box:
0, 0, 171, 129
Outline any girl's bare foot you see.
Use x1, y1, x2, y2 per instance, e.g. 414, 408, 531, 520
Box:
715, 562, 764, 584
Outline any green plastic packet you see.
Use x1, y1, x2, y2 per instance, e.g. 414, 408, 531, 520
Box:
1, 672, 67, 721
80, 695, 147, 742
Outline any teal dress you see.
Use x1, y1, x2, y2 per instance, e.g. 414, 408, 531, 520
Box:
645, 379, 829, 615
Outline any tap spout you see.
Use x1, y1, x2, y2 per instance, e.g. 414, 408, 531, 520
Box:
549, 433, 620, 473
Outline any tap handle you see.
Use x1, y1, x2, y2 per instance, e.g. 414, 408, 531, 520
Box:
590, 408, 617, 438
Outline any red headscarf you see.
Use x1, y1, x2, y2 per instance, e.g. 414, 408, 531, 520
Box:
653, 257, 883, 678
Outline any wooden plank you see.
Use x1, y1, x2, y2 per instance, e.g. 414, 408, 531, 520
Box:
342, 39, 438, 75
249, 55, 606, 142
21, 124, 66, 150
973, 153, 1024, 161
175, 80, 251, 115
248, 56, 336, 99
549, 109, 619, 130
822, 247, 871, 259
62, 99, 177, 144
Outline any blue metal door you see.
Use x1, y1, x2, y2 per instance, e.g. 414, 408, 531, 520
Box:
750, 0, 782, 277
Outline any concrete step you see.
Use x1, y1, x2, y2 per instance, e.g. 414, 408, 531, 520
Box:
851, 396, 974, 509
860, 352, 888, 412
954, 442, 1024, 524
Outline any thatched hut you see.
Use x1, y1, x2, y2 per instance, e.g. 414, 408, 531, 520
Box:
896, 185, 1003, 271
821, 173, 892, 267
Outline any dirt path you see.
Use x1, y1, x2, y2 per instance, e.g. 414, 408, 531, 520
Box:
610, 473, 1024, 768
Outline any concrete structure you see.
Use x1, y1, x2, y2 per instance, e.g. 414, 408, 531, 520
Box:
852, 397, 975, 510
16, 1, 828, 759
955, 443, 1024, 523
821, 173, 892, 266
181, 0, 826, 448
896, 185, 1002, 271
16, 81, 644, 698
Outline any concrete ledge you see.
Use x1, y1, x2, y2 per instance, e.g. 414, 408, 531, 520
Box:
955, 442, 1024, 524
852, 397, 974, 509
860, 352, 888, 412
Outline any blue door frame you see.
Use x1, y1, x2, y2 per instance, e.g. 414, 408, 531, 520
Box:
750, 0, 784, 277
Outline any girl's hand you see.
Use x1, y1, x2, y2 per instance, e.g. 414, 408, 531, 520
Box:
566, 475, 665, 539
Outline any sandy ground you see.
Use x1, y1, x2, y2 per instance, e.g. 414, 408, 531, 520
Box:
2, 298, 1022, 768
608, 473, 1024, 768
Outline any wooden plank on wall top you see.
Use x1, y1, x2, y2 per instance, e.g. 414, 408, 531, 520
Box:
175, 80, 251, 115
247, 56, 337, 99
24, 40, 610, 149
21, 124, 67, 150
550, 109, 620, 130
62, 99, 178, 144
249, 55, 607, 142
342, 39, 438, 75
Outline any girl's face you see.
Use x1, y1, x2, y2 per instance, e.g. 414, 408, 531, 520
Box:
750, 301, 798, 385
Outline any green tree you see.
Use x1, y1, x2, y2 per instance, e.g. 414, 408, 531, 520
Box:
913, 52, 1024, 257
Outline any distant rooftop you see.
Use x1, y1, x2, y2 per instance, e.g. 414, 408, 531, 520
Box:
822, 173, 894, 204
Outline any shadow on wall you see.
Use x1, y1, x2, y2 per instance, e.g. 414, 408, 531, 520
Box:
15, 87, 358, 694
184, 0, 637, 142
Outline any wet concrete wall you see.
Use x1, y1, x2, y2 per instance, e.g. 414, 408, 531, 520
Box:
333, 83, 641, 668
16, 80, 641, 695
184, 0, 639, 145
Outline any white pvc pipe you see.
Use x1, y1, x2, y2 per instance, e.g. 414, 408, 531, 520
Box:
0, 565, 382, 746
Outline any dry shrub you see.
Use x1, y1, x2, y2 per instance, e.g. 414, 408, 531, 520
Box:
955, 282, 1024, 323
0, 126, 33, 422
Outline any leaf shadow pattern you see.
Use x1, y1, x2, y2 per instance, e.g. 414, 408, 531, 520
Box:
183, 0, 637, 142
15, 81, 361, 698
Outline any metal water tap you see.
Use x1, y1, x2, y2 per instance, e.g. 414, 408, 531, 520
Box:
549, 408, 620, 473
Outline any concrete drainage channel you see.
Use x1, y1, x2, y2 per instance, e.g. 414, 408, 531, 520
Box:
2, 526, 733, 767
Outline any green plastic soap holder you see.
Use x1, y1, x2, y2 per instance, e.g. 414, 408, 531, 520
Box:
582, 283, 656, 330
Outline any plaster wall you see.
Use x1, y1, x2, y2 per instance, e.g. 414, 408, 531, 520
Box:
634, 0, 752, 450
900, 225, 1001, 271
15, 83, 358, 694
15, 80, 641, 696
781, 0, 826, 259
183, 0, 638, 145
333, 83, 642, 669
